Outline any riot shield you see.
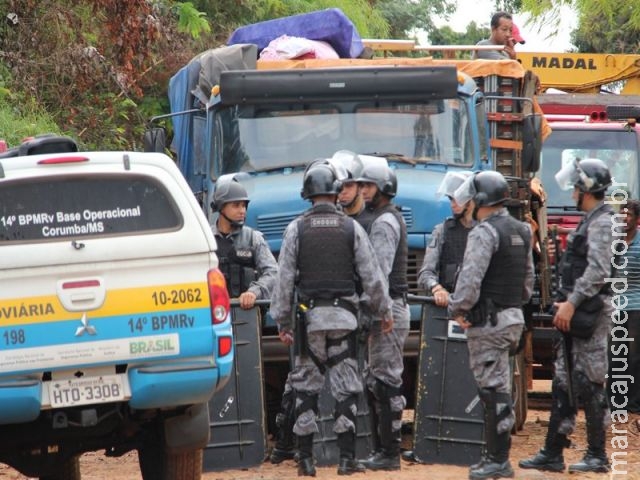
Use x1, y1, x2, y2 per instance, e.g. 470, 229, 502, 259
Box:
411, 303, 484, 465
288, 343, 373, 466
203, 306, 267, 471
312, 373, 374, 466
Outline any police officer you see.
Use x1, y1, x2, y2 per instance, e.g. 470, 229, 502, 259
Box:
211, 174, 277, 308
520, 158, 613, 474
269, 161, 393, 477
356, 162, 410, 471
418, 171, 475, 307
449, 170, 533, 480
269, 153, 374, 465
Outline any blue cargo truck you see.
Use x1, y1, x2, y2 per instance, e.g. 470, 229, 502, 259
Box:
147, 46, 546, 432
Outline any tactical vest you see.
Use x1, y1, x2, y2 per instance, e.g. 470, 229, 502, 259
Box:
479, 214, 530, 307
297, 204, 356, 300
216, 226, 256, 298
369, 204, 408, 299
560, 204, 613, 294
439, 217, 470, 291
354, 206, 376, 232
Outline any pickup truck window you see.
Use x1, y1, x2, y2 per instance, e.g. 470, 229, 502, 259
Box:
0, 174, 182, 242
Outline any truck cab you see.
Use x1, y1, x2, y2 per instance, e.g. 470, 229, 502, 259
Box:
536, 99, 640, 248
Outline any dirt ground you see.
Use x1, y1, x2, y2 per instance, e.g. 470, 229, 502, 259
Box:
1, 393, 638, 479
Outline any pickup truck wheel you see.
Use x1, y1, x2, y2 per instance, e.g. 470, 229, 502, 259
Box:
39, 455, 80, 480
139, 442, 203, 480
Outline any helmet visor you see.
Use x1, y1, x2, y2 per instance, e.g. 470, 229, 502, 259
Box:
436, 171, 471, 200
452, 174, 477, 206
554, 159, 590, 191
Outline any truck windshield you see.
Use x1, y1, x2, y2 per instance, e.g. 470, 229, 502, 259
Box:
537, 128, 639, 209
216, 99, 473, 174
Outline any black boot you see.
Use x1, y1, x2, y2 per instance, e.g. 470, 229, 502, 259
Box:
297, 434, 316, 477
360, 394, 401, 471
337, 432, 366, 477
519, 449, 565, 472
336, 399, 366, 476
519, 380, 571, 472
270, 389, 297, 464
568, 382, 609, 473
401, 450, 421, 463
469, 389, 514, 480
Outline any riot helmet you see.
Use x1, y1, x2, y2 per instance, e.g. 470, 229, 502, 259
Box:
453, 171, 508, 208
330, 150, 364, 183
357, 162, 397, 198
300, 161, 343, 200
554, 158, 612, 193
211, 174, 250, 212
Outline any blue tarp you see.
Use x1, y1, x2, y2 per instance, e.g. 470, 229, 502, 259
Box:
168, 60, 201, 184
168, 44, 257, 191
227, 8, 365, 59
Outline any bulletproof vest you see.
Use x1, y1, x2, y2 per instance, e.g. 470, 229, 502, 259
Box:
354, 206, 376, 232
216, 226, 256, 298
369, 204, 408, 298
297, 204, 357, 300
560, 204, 613, 294
479, 214, 531, 307
439, 217, 470, 291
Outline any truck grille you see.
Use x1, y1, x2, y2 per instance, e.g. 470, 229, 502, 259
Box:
407, 248, 424, 295
257, 211, 303, 238
257, 206, 413, 240
256, 207, 420, 293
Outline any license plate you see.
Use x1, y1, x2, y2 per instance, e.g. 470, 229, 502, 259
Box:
48, 374, 126, 408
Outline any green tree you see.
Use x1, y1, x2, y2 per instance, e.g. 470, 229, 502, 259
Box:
520, 0, 640, 53
429, 22, 489, 47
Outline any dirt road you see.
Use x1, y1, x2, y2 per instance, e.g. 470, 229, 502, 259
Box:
0, 407, 637, 480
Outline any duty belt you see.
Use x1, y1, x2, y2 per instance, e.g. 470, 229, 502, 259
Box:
304, 298, 358, 317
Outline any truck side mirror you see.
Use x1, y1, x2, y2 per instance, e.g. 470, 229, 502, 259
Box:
144, 127, 167, 153
522, 113, 542, 173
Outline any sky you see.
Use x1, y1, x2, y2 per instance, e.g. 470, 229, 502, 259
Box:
430, 0, 579, 53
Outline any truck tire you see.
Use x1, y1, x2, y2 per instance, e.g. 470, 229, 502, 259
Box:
512, 350, 528, 432
139, 442, 203, 480
39, 455, 80, 480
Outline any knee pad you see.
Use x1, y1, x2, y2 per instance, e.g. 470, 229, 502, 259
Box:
295, 391, 318, 418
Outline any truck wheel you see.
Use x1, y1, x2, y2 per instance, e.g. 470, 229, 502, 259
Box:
512, 351, 528, 432
39, 455, 80, 480
139, 442, 203, 480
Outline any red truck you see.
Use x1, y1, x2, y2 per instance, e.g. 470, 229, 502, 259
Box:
528, 95, 640, 377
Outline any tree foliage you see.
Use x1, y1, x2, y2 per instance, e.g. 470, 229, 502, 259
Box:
0, 0, 486, 150
520, 0, 640, 53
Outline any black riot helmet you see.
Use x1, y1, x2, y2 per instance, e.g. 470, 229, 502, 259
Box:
300, 161, 343, 200
555, 158, 612, 194
472, 170, 509, 207
211, 174, 250, 212
356, 162, 397, 198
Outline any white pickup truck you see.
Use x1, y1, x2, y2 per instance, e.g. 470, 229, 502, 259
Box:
0, 139, 233, 480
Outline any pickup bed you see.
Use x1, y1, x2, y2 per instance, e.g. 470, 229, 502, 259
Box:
0, 149, 232, 479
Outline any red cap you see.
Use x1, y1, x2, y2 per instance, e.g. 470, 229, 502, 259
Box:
512, 23, 525, 44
